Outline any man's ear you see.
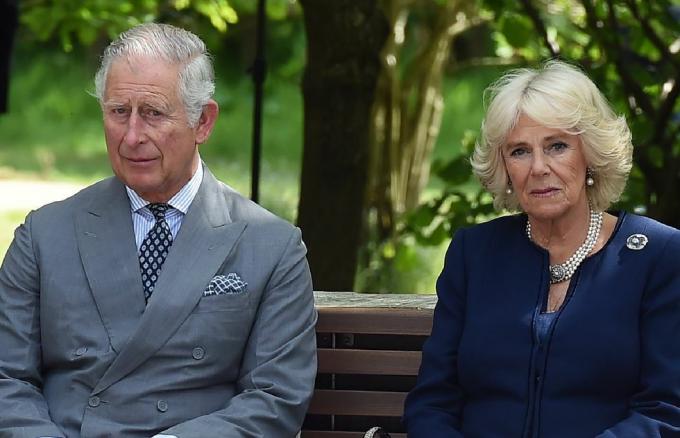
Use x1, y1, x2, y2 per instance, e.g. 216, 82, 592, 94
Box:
195, 99, 219, 145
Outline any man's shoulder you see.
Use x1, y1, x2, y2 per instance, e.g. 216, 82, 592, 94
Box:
211, 178, 297, 234
29, 177, 119, 219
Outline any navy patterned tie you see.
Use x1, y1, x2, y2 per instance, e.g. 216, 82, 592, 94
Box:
139, 203, 173, 303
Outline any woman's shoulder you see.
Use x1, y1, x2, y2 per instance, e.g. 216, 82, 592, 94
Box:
460, 213, 525, 238
616, 211, 680, 256
449, 214, 527, 254
620, 212, 680, 239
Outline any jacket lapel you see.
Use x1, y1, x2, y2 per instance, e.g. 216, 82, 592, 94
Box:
76, 178, 145, 353
93, 169, 247, 394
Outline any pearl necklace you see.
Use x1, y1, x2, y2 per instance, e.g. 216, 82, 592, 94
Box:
526, 209, 603, 284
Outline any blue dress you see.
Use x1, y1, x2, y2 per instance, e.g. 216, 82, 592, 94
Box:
404, 212, 680, 437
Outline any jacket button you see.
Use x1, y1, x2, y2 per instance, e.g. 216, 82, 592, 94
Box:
192, 347, 205, 360
157, 400, 169, 412
75, 347, 88, 356
88, 396, 100, 407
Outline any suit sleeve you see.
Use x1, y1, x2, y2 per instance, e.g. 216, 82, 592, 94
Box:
596, 231, 680, 437
0, 213, 65, 437
403, 229, 468, 437
160, 226, 317, 438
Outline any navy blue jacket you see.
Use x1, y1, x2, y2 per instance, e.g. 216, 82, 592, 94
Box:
404, 212, 680, 437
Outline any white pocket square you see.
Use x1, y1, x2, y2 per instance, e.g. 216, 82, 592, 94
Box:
203, 273, 248, 296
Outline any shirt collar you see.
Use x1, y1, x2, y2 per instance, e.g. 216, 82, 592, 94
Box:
126, 161, 204, 214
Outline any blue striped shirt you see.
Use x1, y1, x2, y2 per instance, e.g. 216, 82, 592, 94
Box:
126, 163, 204, 250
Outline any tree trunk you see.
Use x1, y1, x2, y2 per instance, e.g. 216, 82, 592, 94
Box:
0, 0, 19, 114
297, 0, 389, 290
369, 0, 475, 238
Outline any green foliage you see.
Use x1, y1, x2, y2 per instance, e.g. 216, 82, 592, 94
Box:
20, 0, 239, 51
355, 234, 448, 294
498, 13, 533, 49
228, 0, 297, 19
403, 133, 495, 247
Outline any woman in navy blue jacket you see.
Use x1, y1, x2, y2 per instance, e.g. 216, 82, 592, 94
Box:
404, 60, 680, 437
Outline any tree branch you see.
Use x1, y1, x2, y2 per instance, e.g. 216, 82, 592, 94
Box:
653, 79, 680, 145
518, 0, 559, 57
624, 0, 680, 69
581, 0, 656, 116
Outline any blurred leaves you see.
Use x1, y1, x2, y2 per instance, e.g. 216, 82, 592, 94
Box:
20, 0, 241, 51
498, 13, 533, 49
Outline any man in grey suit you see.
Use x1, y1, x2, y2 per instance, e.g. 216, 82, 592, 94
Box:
0, 23, 317, 438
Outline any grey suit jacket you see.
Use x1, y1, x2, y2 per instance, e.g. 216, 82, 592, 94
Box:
0, 167, 317, 438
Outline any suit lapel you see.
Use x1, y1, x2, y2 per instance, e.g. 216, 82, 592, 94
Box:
93, 169, 247, 394
76, 178, 145, 353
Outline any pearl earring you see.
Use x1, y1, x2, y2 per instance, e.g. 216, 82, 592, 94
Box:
506, 183, 513, 195
586, 168, 595, 187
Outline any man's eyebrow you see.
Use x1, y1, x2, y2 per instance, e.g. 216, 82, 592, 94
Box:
141, 101, 172, 112
102, 100, 127, 108
101, 100, 172, 112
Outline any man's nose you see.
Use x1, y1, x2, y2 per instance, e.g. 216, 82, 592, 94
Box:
123, 112, 146, 146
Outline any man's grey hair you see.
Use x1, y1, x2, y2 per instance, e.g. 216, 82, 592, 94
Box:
94, 23, 215, 126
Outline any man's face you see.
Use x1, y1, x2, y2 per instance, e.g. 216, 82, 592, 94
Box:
102, 55, 217, 202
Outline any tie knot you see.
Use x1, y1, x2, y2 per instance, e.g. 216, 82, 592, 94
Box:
147, 203, 170, 220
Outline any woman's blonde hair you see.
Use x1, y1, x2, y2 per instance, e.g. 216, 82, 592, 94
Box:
470, 60, 633, 212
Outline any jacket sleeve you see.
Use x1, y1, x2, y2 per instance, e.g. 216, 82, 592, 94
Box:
0, 214, 65, 438
403, 229, 468, 437
160, 227, 317, 438
596, 231, 680, 437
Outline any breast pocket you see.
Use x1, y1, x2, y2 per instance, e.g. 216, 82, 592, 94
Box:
192, 291, 251, 313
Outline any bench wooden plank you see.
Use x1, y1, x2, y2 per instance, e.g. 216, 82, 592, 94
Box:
307, 389, 407, 416
304, 295, 435, 436
316, 307, 433, 335
317, 348, 421, 376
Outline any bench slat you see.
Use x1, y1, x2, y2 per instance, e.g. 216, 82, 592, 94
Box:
316, 307, 432, 335
317, 348, 421, 376
308, 389, 407, 416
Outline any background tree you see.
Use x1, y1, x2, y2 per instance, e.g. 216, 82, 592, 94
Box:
369, 0, 479, 239
298, 0, 485, 291
297, 0, 389, 291
361, 0, 482, 291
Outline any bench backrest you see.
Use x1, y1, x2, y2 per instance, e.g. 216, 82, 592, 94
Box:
301, 302, 434, 438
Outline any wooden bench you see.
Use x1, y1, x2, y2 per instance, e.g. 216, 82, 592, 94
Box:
301, 292, 436, 438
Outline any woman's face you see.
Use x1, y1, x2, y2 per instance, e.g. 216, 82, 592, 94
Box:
502, 115, 589, 222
